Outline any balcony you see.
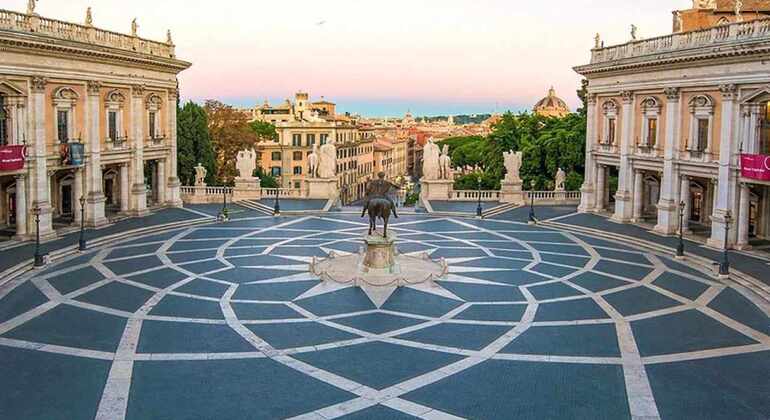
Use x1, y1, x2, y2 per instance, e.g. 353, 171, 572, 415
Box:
636, 143, 660, 158
597, 141, 618, 154
105, 137, 129, 151
146, 135, 166, 148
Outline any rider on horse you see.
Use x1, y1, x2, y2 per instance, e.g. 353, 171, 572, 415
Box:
362, 172, 400, 218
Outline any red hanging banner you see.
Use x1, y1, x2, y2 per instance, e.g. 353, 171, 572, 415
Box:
741, 153, 770, 181
0, 145, 26, 171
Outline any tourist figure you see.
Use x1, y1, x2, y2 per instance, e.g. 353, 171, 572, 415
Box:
362, 172, 400, 219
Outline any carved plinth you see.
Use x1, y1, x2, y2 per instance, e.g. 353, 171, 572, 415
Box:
500, 181, 524, 205
233, 178, 261, 201
420, 179, 454, 201
306, 178, 338, 199
363, 234, 397, 270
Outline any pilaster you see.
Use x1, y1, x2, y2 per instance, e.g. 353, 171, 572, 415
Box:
130, 85, 148, 216
612, 90, 634, 223
28, 76, 55, 240
654, 87, 682, 234
708, 84, 739, 248
166, 87, 182, 207
85, 80, 108, 227
579, 93, 597, 213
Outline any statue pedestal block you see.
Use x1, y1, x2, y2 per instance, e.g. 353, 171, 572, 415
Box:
363, 234, 397, 271
420, 179, 454, 201
233, 178, 261, 201
500, 180, 524, 205
306, 178, 338, 199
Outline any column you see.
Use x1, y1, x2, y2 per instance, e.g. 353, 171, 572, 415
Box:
654, 87, 682, 234
612, 90, 635, 222
680, 177, 691, 233
119, 163, 129, 213
129, 85, 148, 216
28, 76, 55, 239
14, 175, 28, 239
632, 170, 644, 222
595, 165, 606, 211
166, 88, 182, 206
73, 169, 83, 223
709, 84, 739, 248
84, 81, 108, 227
736, 183, 751, 249
579, 94, 597, 213
157, 160, 167, 205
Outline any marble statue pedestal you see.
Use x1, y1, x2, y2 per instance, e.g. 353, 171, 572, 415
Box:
233, 178, 261, 201
500, 180, 524, 205
306, 178, 338, 199
420, 179, 454, 201
362, 234, 397, 271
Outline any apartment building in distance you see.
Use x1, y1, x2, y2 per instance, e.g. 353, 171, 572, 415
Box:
0, 5, 190, 240
576, 2, 770, 249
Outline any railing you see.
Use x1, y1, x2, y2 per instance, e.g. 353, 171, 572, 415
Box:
589, 18, 770, 65
147, 136, 166, 147
0, 9, 175, 58
180, 186, 232, 195
451, 190, 501, 201
260, 188, 303, 198
524, 191, 582, 202
105, 137, 129, 151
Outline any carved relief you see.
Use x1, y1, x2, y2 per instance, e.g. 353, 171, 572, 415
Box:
53, 87, 79, 101
640, 97, 661, 113
104, 90, 126, 106
688, 94, 715, 112
602, 99, 619, 114
145, 93, 164, 110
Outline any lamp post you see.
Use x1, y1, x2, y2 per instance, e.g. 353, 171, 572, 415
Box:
528, 179, 537, 224
718, 211, 732, 277
476, 177, 483, 218
78, 196, 87, 251
273, 185, 281, 216
219, 183, 229, 221
32, 207, 46, 267
676, 200, 685, 258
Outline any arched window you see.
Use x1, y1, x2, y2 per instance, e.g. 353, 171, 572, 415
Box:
0, 94, 7, 146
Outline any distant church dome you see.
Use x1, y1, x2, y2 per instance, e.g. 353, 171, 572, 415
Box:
534, 87, 570, 118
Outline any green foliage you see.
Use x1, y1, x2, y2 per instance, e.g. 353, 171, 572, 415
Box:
177, 101, 216, 185
404, 191, 419, 207
255, 168, 278, 188
249, 120, 278, 141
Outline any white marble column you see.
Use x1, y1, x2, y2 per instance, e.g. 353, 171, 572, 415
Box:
680, 177, 691, 233
654, 87, 681, 234
119, 163, 129, 213
613, 91, 635, 222
14, 175, 28, 238
129, 85, 148, 216
28, 76, 55, 239
579, 94, 597, 213
595, 165, 606, 211
157, 160, 167, 206
632, 170, 644, 222
73, 169, 83, 223
166, 88, 182, 207
709, 84, 739, 248
84, 81, 108, 227
736, 183, 751, 249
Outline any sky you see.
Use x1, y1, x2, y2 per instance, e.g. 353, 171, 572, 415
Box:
15, 1, 692, 116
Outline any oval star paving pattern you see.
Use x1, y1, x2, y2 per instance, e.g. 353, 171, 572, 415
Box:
0, 214, 768, 419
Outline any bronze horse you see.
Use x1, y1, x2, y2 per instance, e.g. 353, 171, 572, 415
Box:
364, 197, 392, 237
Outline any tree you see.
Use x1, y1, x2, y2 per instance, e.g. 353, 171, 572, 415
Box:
177, 101, 216, 185
205, 100, 259, 184
576, 79, 589, 117
255, 168, 278, 188
249, 120, 278, 141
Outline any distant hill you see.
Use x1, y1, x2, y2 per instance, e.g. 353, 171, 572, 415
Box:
418, 114, 492, 125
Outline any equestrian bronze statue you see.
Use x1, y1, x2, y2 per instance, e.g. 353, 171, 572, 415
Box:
362, 172, 400, 237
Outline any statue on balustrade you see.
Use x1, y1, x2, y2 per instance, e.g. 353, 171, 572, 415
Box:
555, 168, 567, 192
439, 144, 453, 180
422, 138, 440, 180
362, 172, 400, 236
318, 137, 337, 179
235, 149, 257, 180
27, 0, 37, 15
503, 150, 523, 183
308, 144, 319, 178
194, 163, 207, 186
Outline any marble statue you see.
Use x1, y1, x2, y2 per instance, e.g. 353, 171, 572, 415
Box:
318, 137, 337, 179
594, 33, 601, 49
630, 24, 638, 41
439, 144, 453, 180
166, 29, 173, 45
555, 168, 566, 192
194, 163, 207, 186
675, 12, 683, 33
235, 149, 256, 180
27, 0, 36, 15
422, 138, 440, 180
131, 18, 139, 37
308, 144, 319, 178
85, 7, 93, 26
735, 0, 743, 21
503, 151, 523, 183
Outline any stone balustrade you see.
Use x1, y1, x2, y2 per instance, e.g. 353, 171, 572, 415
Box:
261, 188, 304, 198
0, 8, 175, 58
589, 18, 770, 65
180, 186, 232, 204
524, 190, 581, 204
451, 190, 501, 201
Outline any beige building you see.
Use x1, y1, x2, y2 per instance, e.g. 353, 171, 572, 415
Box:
0, 6, 189, 240
576, 9, 770, 249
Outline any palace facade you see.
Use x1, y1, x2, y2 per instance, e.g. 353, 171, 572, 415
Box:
0, 6, 190, 240
576, 9, 770, 249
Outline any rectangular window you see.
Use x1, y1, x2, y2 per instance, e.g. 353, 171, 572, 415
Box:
646, 118, 657, 147
292, 134, 302, 146
271, 166, 282, 176
149, 111, 157, 139
607, 118, 616, 144
293, 166, 302, 175
320, 134, 328, 145
108, 111, 118, 141
272, 151, 282, 161
57, 110, 69, 143
696, 118, 709, 152
307, 134, 315, 146
293, 151, 303, 160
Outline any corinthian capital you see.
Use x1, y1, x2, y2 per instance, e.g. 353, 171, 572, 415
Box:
719, 84, 738, 100
87, 80, 102, 96
664, 87, 680, 101
620, 90, 633, 104
586, 93, 597, 105
132, 84, 146, 98
30, 76, 47, 93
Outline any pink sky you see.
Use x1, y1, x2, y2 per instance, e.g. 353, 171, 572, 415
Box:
16, 0, 690, 115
